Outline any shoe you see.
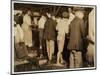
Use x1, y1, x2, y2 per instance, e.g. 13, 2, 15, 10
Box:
39, 46, 42, 50
61, 60, 66, 65
56, 63, 65, 67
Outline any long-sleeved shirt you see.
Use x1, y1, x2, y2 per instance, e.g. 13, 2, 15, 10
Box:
23, 14, 31, 26
56, 13, 75, 34
44, 18, 57, 40
56, 18, 69, 34
68, 17, 85, 50
38, 16, 46, 29
14, 24, 24, 43
56, 18, 69, 40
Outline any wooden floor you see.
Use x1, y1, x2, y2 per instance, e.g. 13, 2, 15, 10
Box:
14, 50, 68, 72
14, 51, 90, 73
14, 31, 90, 72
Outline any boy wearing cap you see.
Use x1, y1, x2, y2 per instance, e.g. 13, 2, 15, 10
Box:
44, 13, 57, 63
38, 14, 47, 58
22, 10, 33, 48
56, 11, 69, 66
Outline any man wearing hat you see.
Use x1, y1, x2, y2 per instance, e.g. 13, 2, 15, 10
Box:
44, 13, 57, 63
38, 13, 47, 58
22, 10, 33, 48
67, 7, 86, 68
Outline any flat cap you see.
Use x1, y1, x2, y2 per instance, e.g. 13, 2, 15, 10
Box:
73, 7, 85, 12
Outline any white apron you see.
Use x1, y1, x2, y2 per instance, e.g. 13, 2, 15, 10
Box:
22, 14, 32, 47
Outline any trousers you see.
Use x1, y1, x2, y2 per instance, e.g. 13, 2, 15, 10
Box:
57, 36, 65, 64
46, 40, 54, 60
69, 50, 82, 68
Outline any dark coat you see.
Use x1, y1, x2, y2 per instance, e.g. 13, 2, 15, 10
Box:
67, 17, 86, 50
44, 18, 57, 41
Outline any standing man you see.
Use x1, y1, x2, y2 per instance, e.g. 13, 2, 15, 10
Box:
56, 12, 69, 66
14, 14, 28, 59
22, 10, 33, 48
67, 7, 86, 68
38, 14, 47, 58
44, 13, 57, 63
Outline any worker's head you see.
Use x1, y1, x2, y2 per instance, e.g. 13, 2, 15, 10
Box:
68, 8, 72, 13
51, 13, 56, 20
62, 11, 69, 18
73, 7, 85, 19
27, 10, 31, 16
75, 10, 84, 19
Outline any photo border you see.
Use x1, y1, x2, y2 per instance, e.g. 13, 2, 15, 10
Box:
11, 0, 97, 74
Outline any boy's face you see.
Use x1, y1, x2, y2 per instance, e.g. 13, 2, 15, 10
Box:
28, 11, 31, 15
68, 8, 72, 13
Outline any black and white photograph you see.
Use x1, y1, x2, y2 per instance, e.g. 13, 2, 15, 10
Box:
12, 0, 96, 74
